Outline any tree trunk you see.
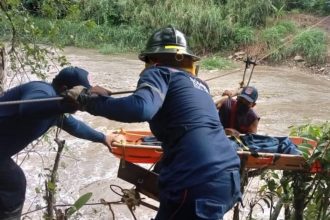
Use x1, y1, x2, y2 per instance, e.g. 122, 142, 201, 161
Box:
0, 45, 6, 93
292, 173, 308, 220
270, 198, 284, 220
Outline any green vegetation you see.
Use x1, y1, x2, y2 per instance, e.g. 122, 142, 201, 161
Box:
255, 122, 330, 220
200, 56, 235, 70
290, 122, 330, 168
232, 26, 256, 48
285, 0, 330, 15
261, 21, 297, 48
290, 122, 330, 220
1, 0, 328, 67
260, 21, 297, 62
260, 21, 327, 64
290, 29, 328, 64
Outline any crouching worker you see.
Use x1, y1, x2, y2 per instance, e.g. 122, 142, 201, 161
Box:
216, 87, 300, 155
64, 26, 242, 220
0, 67, 118, 219
216, 86, 260, 137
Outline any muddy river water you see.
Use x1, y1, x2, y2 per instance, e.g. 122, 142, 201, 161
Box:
21, 47, 330, 220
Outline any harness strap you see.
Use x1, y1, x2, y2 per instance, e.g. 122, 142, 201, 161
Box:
229, 100, 237, 129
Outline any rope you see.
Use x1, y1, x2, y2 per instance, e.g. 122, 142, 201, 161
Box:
109, 184, 152, 220
204, 68, 243, 82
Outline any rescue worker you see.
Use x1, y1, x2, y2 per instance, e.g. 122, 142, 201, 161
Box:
216, 86, 260, 136
65, 26, 241, 220
0, 66, 118, 219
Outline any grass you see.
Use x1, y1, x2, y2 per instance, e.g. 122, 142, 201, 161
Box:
200, 56, 236, 70
0, 2, 328, 66
233, 26, 256, 47
290, 28, 327, 64
261, 21, 297, 48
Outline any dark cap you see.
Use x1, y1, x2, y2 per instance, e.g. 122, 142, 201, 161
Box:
238, 86, 258, 103
53, 67, 91, 89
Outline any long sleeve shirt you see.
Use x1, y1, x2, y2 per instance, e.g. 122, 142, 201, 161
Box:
0, 81, 105, 159
84, 66, 240, 192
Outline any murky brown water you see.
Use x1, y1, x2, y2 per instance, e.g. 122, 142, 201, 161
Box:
22, 47, 330, 220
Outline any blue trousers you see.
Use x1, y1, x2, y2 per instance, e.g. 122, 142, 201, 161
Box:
0, 158, 26, 219
155, 169, 241, 220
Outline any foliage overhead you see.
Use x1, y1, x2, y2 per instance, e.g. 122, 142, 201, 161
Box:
1, 0, 328, 65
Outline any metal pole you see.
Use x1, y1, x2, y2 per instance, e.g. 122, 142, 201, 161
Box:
0, 97, 64, 106
0, 90, 136, 106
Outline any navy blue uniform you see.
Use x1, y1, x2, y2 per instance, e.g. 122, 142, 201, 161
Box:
0, 81, 106, 217
85, 66, 241, 219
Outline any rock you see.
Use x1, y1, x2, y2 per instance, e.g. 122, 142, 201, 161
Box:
234, 51, 245, 57
235, 55, 244, 61
294, 55, 304, 62
319, 67, 325, 72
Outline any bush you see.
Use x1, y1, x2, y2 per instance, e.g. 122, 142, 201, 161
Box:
290, 122, 330, 219
3, 0, 327, 65
22, 0, 78, 19
290, 29, 327, 64
260, 21, 297, 62
28, 18, 148, 50
127, 0, 236, 53
286, 0, 330, 15
224, 0, 274, 27
261, 21, 296, 47
79, 0, 131, 25
232, 26, 255, 47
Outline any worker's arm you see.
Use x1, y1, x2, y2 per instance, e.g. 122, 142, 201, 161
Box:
216, 87, 243, 109
19, 83, 75, 117
224, 128, 241, 138
82, 67, 169, 122
215, 96, 229, 109
222, 87, 242, 97
61, 114, 107, 144
246, 119, 259, 134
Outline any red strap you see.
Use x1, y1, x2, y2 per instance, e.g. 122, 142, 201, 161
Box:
229, 100, 237, 128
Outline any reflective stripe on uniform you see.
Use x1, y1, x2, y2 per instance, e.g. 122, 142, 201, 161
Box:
137, 83, 165, 101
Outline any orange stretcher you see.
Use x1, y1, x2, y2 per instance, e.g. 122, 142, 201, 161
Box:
111, 130, 322, 173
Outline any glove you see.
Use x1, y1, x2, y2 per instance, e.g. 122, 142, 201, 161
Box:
62, 85, 91, 111
66, 85, 87, 100
90, 85, 111, 96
